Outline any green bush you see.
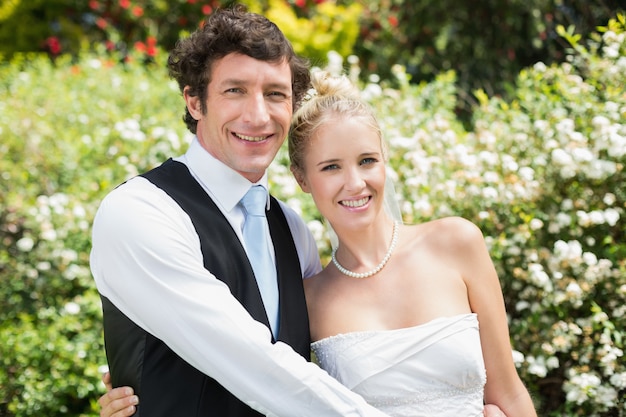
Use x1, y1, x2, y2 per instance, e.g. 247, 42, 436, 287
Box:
1, 13, 624, 417
0, 0, 362, 71
0, 51, 189, 416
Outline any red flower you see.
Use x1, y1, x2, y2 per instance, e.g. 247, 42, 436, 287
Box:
119, 0, 130, 9
96, 17, 108, 29
131, 6, 143, 17
388, 15, 398, 27
134, 41, 147, 53
146, 36, 157, 56
202, 5, 212, 15
45, 37, 62, 55
89, 0, 100, 10
295, 0, 306, 7
105, 40, 115, 51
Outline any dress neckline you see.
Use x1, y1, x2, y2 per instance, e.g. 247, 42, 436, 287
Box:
311, 312, 477, 347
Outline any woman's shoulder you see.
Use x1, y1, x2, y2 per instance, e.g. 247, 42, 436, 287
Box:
405, 216, 484, 258
413, 216, 482, 237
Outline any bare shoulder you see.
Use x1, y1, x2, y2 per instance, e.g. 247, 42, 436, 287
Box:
415, 216, 485, 248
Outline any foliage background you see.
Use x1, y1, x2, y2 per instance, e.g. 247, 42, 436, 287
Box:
0, 1, 625, 416
0, 0, 623, 119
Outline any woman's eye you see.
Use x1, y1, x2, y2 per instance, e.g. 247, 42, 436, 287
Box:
360, 157, 378, 165
321, 164, 339, 171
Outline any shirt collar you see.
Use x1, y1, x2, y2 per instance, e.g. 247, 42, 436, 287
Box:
183, 137, 270, 212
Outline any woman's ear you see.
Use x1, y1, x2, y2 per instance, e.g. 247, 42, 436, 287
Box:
290, 166, 310, 193
183, 86, 203, 120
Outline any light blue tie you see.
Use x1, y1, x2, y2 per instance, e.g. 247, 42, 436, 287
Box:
241, 185, 280, 337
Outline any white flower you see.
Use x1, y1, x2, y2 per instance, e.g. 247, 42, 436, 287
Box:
16, 237, 35, 252
592, 115, 611, 128
609, 372, 626, 388
41, 228, 57, 241
603, 193, 616, 206
546, 356, 560, 370
482, 186, 498, 200
518, 166, 535, 181
37, 261, 51, 271
551, 148, 573, 165
483, 171, 499, 183
554, 239, 583, 261
571, 147, 593, 163
556, 212, 572, 227
530, 218, 544, 230
511, 350, 525, 366
604, 208, 620, 227
566, 282, 582, 297
588, 210, 605, 225
64, 302, 80, 315
582, 252, 598, 266
527, 355, 548, 377
527, 263, 552, 290
565, 372, 602, 404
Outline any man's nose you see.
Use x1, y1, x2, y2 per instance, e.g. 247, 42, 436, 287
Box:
242, 93, 270, 125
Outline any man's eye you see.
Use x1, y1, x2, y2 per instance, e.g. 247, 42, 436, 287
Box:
267, 91, 287, 100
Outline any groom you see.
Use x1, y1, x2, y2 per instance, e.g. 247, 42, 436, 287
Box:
94, 4, 509, 417
92, 4, 389, 416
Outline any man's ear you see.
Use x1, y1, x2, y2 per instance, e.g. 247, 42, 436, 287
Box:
183, 86, 203, 120
290, 166, 310, 193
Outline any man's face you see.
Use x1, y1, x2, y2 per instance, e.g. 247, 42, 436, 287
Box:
185, 53, 293, 183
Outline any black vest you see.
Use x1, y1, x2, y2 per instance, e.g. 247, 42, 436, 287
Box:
101, 159, 310, 416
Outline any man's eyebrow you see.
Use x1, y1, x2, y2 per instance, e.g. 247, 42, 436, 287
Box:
217, 78, 291, 91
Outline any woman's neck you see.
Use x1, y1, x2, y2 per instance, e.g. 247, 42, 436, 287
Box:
332, 215, 398, 274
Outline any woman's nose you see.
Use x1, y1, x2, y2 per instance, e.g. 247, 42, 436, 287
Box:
344, 167, 366, 191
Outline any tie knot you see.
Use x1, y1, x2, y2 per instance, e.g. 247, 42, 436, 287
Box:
242, 185, 267, 217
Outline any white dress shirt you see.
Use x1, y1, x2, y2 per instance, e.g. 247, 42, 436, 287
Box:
90, 138, 389, 417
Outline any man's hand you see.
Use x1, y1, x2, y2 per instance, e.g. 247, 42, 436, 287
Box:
99, 372, 138, 417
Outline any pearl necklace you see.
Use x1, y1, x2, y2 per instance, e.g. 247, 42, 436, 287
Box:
331, 221, 400, 279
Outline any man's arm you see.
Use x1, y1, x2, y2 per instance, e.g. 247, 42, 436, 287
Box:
91, 178, 388, 416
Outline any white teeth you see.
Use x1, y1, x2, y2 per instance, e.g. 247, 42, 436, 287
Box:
236, 133, 268, 142
341, 197, 369, 208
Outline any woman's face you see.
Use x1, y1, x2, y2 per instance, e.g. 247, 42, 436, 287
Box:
295, 115, 387, 229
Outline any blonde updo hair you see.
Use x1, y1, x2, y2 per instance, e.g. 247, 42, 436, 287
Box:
288, 70, 385, 175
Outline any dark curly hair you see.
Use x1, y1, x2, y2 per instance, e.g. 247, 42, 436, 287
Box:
167, 4, 311, 134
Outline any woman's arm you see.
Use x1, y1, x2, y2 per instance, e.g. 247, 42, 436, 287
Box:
456, 220, 537, 417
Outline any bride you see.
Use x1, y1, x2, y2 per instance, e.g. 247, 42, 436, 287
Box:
287, 71, 536, 417
98, 71, 535, 416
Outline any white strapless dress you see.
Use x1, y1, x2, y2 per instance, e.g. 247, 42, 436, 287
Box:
311, 313, 486, 417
